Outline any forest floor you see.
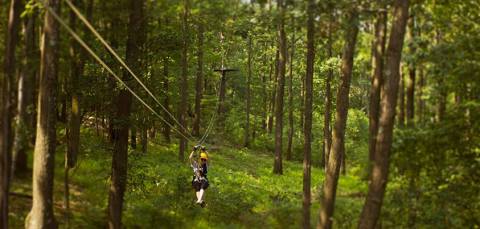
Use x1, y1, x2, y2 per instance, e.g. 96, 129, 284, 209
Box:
9, 127, 368, 228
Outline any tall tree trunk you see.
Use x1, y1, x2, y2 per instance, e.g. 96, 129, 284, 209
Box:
286, 16, 295, 161
268, 51, 279, 134
193, 21, 203, 137
368, 8, 387, 163
178, 0, 189, 161
162, 54, 171, 143
273, 0, 287, 175
398, 68, 405, 126
107, 0, 145, 227
318, 9, 359, 229
141, 117, 147, 154
358, 0, 410, 228
406, 15, 415, 126
12, 7, 36, 177
261, 50, 268, 131
323, 3, 335, 168
303, 0, 315, 227
416, 67, 425, 122
1, 0, 22, 226
244, 36, 252, 147
25, 0, 59, 227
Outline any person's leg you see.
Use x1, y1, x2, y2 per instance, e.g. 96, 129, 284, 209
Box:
198, 188, 204, 203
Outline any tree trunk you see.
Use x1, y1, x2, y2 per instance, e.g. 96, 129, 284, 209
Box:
368, 8, 387, 163
417, 67, 425, 122
178, 0, 189, 161
318, 9, 359, 229
323, 4, 335, 168
25, 0, 59, 227
12, 6, 36, 177
262, 50, 268, 131
358, 0, 410, 228
107, 0, 145, 227
162, 54, 171, 143
244, 36, 252, 147
398, 68, 405, 126
286, 16, 295, 161
406, 15, 415, 126
303, 0, 315, 227
268, 50, 279, 134
1, 0, 22, 225
141, 119, 147, 154
273, 0, 287, 175
193, 21, 204, 137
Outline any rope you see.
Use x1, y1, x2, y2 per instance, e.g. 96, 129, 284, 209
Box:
38, 0, 194, 142
64, 0, 194, 140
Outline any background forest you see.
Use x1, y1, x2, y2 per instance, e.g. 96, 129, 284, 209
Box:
0, 0, 479, 228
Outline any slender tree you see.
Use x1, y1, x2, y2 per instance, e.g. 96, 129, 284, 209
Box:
303, 0, 315, 227
273, 0, 287, 175
178, 0, 189, 160
25, 0, 59, 227
358, 0, 410, 228
244, 36, 252, 147
323, 1, 335, 168
398, 67, 405, 126
406, 15, 415, 126
368, 7, 387, 163
318, 8, 359, 229
1, 0, 22, 225
107, 0, 145, 227
12, 4, 36, 177
286, 16, 295, 161
193, 20, 204, 137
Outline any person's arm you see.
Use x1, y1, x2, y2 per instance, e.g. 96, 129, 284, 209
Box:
189, 151, 195, 164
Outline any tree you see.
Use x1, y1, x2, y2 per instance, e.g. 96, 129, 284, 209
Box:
12, 5, 36, 177
323, 1, 335, 168
193, 20, 204, 137
368, 7, 387, 163
1, 0, 22, 225
406, 15, 415, 126
244, 36, 252, 147
107, 0, 145, 227
318, 8, 359, 229
358, 0, 410, 228
25, 0, 59, 227
286, 15, 295, 161
303, 0, 315, 227
178, 0, 189, 161
273, 0, 287, 175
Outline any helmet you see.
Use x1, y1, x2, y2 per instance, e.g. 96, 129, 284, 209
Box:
200, 152, 208, 160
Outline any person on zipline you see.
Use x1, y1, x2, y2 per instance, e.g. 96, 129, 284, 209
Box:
189, 145, 209, 207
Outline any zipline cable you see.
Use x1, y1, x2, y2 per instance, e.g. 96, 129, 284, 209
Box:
38, 0, 194, 142
64, 0, 194, 140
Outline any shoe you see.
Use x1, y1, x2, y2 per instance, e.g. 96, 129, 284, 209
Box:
200, 201, 206, 208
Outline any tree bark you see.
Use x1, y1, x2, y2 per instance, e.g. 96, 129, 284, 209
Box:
25, 0, 59, 227
368, 8, 387, 163
267, 51, 279, 134
273, 0, 287, 175
12, 6, 36, 177
318, 9, 359, 229
1, 0, 22, 226
130, 126, 137, 149
406, 15, 415, 126
358, 0, 410, 228
286, 16, 295, 161
193, 21, 204, 137
303, 0, 315, 227
323, 3, 334, 168
244, 36, 252, 147
162, 54, 171, 143
398, 68, 405, 126
178, 0, 189, 160
107, 0, 145, 227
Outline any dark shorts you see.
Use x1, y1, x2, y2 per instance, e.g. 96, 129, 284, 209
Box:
192, 176, 209, 191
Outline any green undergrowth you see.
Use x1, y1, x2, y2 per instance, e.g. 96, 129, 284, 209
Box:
10, 128, 367, 228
